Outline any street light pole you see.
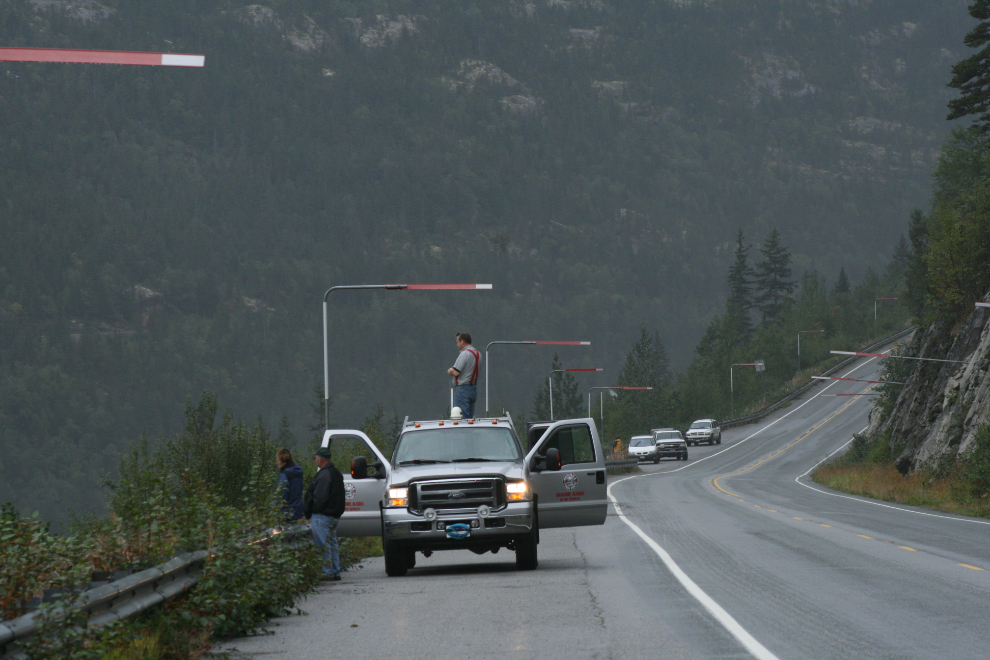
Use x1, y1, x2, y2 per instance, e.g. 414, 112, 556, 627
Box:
486, 340, 591, 415
322, 283, 492, 430
797, 330, 824, 372
549, 368, 603, 420
874, 297, 897, 341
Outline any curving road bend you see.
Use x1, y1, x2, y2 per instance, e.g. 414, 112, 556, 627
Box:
218, 350, 990, 660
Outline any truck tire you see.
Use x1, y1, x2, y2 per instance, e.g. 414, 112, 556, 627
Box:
383, 529, 408, 577
516, 528, 538, 570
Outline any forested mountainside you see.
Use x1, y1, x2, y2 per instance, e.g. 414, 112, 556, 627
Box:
0, 0, 968, 521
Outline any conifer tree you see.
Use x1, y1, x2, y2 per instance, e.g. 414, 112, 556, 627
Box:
725, 228, 755, 338
833, 267, 851, 295
947, 0, 990, 130
754, 229, 796, 324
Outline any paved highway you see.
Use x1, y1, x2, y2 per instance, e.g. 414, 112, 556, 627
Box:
219, 351, 990, 659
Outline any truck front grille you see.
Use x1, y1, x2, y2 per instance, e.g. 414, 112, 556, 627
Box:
411, 478, 504, 513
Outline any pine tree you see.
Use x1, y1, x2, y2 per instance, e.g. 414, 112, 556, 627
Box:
833, 267, 851, 295
947, 0, 990, 130
904, 209, 931, 319
725, 228, 755, 338
275, 413, 295, 450
754, 229, 796, 323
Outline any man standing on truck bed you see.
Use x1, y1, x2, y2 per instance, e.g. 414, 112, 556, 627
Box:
447, 332, 481, 419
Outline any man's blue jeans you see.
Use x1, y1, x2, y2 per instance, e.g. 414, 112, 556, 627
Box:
454, 384, 477, 419
311, 513, 340, 577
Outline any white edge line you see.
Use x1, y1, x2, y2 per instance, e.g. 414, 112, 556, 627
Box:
794, 428, 990, 526
607, 478, 779, 660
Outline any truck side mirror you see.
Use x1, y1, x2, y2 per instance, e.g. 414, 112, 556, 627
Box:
351, 456, 368, 479
545, 447, 562, 472
370, 460, 385, 479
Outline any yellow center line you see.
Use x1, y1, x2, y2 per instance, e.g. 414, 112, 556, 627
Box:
712, 391, 869, 497
959, 563, 984, 571
768, 509, 778, 513
899, 546, 916, 551
819, 524, 831, 528
794, 517, 803, 520
858, 534, 874, 540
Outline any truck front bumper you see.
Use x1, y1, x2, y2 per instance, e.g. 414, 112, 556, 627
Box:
383, 502, 534, 548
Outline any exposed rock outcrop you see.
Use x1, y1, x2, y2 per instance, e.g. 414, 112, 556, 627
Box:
867, 298, 990, 474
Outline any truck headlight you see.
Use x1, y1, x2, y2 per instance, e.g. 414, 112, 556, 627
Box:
387, 487, 408, 507
506, 481, 528, 501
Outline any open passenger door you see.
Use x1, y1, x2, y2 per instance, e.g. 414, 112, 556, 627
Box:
320, 430, 390, 537
524, 418, 607, 528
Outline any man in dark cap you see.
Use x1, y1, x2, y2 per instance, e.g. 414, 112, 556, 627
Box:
304, 446, 346, 581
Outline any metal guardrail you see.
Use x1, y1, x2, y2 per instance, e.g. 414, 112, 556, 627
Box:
0, 523, 312, 658
719, 326, 916, 431
604, 458, 639, 471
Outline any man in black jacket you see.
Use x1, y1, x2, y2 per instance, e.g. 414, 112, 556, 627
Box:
305, 446, 346, 581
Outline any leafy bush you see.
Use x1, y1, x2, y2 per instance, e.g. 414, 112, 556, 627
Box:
2, 393, 325, 659
955, 423, 990, 503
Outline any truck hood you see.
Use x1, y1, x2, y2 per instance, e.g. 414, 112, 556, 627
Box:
389, 461, 526, 486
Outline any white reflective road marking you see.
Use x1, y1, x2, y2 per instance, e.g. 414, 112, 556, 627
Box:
607, 479, 780, 660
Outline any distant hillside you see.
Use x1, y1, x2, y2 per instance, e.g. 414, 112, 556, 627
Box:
0, 0, 970, 521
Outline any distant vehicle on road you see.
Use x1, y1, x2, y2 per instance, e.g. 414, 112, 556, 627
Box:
628, 435, 660, 463
686, 419, 721, 446
651, 428, 688, 461
331, 414, 608, 576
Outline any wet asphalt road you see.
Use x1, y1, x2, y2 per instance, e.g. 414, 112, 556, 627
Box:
217, 350, 990, 660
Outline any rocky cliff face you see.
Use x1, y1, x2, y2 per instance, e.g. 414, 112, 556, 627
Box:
869, 298, 990, 474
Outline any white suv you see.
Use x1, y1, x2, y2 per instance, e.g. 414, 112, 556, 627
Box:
686, 419, 721, 446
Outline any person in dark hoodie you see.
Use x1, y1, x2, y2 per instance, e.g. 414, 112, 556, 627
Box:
304, 446, 346, 581
276, 448, 305, 522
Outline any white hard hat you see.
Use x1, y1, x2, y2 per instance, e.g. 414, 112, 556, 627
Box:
450, 407, 463, 420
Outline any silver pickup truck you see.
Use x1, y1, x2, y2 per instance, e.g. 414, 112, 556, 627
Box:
325, 415, 608, 576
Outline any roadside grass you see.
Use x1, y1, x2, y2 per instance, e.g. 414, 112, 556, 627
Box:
341, 535, 383, 561
812, 427, 990, 520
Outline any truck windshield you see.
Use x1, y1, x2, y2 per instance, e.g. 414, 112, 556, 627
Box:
655, 432, 681, 440
394, 428, 521, 465
629, 437, 653, 447
689, 421, 711, 429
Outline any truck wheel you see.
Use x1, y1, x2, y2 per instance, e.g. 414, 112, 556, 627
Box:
716, 436, 721, 445
653, 455, 660, 464
406, 548, 417, 569
516, 528, 538, 570
383, 530, 408, 577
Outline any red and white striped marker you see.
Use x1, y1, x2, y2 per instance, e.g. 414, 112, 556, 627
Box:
813, 376, 904, 385
403, 283, 492, 290
977, 302, 990, 308
532, 340, 591, 346
563, 368, 604, 372
821, 393, 881, 397
830, 350, 965, 364
0, 47, 204, 67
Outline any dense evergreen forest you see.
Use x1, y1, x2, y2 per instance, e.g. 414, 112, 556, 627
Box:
0, 0, 968, 522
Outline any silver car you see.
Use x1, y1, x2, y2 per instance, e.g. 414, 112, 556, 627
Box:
628, 435, 660, 463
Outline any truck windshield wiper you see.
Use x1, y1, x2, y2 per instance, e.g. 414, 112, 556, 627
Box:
450, 457, 498, 462
398, 459, 449, 465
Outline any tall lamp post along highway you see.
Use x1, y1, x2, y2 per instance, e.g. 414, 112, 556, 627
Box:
797, 330, 824, 372
549, 368, 604, 420
322, 283, 492, 431
485, 340, 591, 415
587, 386, 653, 439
